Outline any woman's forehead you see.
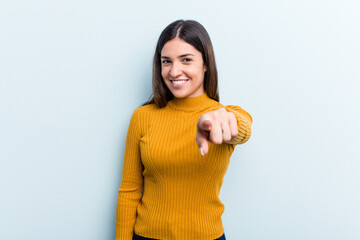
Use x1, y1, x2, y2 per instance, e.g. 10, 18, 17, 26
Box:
161, 38, 201, 57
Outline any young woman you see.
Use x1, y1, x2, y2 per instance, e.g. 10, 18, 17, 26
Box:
115, 20, 252, 240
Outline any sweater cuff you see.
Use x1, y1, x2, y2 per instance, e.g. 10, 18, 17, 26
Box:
224, 105, 252, 145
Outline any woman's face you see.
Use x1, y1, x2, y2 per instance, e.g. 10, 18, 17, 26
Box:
161, 38, 207, 99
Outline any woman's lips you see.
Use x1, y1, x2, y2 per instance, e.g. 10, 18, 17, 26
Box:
170, 79, 189, 88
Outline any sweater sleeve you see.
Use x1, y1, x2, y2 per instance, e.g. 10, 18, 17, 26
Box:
224, 105, 253, 145
115, 108, 144, 240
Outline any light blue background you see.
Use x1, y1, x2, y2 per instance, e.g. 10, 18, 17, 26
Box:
1, 0, 359, 239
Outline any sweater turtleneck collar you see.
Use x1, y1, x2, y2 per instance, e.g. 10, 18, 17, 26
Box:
167, 93, 216, 112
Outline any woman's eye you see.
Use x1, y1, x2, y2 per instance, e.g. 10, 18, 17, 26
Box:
183, 58, 192, 62
162, 60, 171, 64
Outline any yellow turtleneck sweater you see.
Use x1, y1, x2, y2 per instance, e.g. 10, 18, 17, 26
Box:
115, 93, 252, 240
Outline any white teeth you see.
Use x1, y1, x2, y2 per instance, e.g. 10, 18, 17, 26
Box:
171, 80, 188, 85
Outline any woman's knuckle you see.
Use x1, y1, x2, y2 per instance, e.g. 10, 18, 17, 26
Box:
232, 130, 238, 138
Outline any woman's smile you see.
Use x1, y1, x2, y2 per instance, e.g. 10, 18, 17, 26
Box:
170, 79, 189, 87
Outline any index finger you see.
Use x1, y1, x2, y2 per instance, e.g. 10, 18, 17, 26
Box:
198, 117, 212, 131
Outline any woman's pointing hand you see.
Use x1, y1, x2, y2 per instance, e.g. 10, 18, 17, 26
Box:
196, 108, 238, 156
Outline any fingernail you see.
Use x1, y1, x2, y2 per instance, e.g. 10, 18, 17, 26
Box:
200, 147, 204, 156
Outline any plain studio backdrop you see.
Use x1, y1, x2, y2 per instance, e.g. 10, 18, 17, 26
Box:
1, 0, 359, 239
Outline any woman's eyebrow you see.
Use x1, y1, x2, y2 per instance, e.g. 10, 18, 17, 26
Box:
178, 53, 194, 58
161, 53, 195, 59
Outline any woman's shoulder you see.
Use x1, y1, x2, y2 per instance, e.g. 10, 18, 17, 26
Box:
131, 103, 160, 119
136, 103, 159, 112
205, 98, 226, 111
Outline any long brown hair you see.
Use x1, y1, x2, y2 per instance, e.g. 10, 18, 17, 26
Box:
143, 19, 219, 108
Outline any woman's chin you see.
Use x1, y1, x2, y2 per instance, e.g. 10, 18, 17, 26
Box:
169, 89, 188, 99
172, 93, 188, 99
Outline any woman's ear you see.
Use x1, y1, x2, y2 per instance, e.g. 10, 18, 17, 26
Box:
204, 64, 207, 72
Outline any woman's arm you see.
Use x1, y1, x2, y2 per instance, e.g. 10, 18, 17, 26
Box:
115, 108, 144, 240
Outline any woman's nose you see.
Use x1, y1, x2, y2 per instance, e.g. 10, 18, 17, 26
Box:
169, 62, 182, 77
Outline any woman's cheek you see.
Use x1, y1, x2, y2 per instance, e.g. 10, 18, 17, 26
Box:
161, 68, 167, 80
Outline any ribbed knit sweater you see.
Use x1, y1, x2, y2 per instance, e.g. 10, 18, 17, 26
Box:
115, 93, 252, 240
